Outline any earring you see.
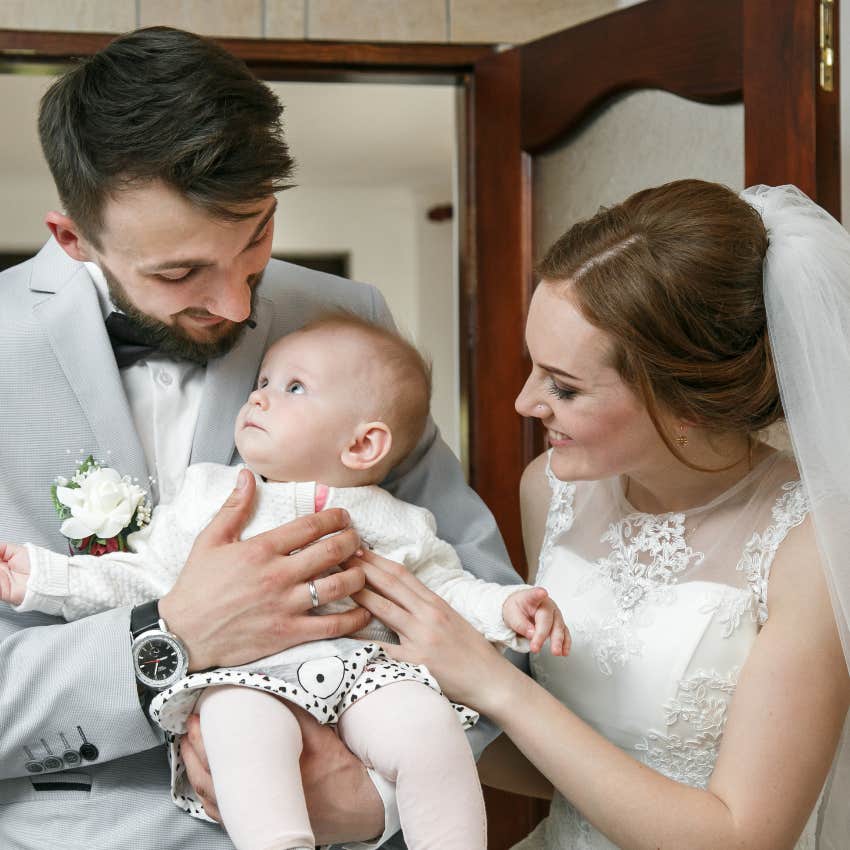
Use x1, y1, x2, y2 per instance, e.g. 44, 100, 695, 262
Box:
675, 423, 688, 448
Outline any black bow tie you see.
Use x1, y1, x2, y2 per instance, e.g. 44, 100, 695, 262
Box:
105, 312, 160, 369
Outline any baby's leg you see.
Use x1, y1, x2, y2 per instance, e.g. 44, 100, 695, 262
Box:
337, 681, 487, 850
198, 686, 314, 850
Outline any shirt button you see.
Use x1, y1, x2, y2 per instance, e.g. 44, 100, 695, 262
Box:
158, 369, 173, 387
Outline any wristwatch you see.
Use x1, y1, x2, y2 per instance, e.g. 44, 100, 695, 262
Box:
130, 600, 189, 707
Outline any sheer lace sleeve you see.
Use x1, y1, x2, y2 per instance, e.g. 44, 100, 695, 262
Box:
737, 480, 809, 624
537, 450, 577, 586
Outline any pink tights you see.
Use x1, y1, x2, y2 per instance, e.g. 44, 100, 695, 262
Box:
198, 681, 487, 850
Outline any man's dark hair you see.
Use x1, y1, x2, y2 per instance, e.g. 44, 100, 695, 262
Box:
38, 26, 295, 247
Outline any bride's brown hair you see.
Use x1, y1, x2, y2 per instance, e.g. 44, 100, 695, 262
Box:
537, 179, 780, 461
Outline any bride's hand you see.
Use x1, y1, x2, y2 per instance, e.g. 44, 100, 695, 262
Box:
348, 548, 519, 712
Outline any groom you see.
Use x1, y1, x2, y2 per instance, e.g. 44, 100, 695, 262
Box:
0, 26, 519, 850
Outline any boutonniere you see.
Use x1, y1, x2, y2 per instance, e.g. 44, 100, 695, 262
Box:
52, 455, 152, 555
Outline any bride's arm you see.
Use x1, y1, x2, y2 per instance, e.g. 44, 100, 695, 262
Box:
353, 515, 850, 850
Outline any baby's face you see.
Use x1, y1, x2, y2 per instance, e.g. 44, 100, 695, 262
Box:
235, 328, 372, 483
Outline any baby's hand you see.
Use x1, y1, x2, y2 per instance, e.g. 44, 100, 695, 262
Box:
0, 543, 31, 606
503, 587, 570, 656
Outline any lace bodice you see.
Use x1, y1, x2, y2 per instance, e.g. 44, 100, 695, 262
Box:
513, 451, 817, 850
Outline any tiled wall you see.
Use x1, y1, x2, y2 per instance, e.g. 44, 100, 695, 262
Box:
0, 0, 620, 45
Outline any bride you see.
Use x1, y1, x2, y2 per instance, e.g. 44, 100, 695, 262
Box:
355, 180, 850, 849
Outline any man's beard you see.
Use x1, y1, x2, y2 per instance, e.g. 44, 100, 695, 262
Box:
101, 262, 260, 365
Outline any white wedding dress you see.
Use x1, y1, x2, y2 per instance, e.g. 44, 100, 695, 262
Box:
512, 449, 821, 850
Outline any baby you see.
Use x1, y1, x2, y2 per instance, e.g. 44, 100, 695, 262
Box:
0, 314, 567, 850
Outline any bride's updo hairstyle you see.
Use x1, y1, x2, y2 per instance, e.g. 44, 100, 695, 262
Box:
537, 179, 781, 459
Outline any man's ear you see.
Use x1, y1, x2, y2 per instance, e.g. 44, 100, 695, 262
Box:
45, 211, 95, 262
341, 421, 393, 471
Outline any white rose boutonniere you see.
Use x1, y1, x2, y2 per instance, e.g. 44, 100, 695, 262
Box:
52, 455, 152, 555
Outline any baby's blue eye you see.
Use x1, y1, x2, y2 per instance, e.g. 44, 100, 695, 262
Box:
287, 381, 305, 395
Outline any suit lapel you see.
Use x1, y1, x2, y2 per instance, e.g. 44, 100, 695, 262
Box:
32, 265, 150, 489
190, 296, 274, 465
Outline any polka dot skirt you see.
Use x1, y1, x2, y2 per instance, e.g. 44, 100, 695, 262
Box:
149, 643, 479, 820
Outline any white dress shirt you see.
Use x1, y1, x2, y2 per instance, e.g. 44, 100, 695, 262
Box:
86, 262, 204, 505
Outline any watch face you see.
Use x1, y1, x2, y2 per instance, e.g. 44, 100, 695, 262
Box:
133, 632, 186, 690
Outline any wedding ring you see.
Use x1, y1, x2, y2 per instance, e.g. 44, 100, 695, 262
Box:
307, 579, 320, 608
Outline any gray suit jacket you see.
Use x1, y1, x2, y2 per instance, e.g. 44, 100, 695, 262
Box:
0, 239, 521, 849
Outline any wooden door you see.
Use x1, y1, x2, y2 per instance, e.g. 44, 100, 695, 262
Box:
466, 1, 840, 845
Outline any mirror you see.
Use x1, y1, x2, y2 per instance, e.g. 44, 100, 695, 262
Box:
1, 72, 462, 462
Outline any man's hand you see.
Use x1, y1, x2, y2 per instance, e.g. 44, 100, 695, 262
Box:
181, 703, 385, 844
0, 542, 31, 606
159, 469, 371, 672
502, 587, 570, 656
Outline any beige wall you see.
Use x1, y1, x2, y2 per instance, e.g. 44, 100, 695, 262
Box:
0, 0, 619, 44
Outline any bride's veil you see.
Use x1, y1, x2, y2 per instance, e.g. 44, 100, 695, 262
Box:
741, 184, 850, 848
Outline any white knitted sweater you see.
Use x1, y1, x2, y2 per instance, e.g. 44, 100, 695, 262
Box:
19, 463, 529, 650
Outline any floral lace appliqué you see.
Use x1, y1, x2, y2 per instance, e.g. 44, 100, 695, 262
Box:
595, 512, 705, 610
537, 454, 577, 586
700, 585, 758, 638
571, 512, 704, 675
570, 616, 644, 677
737, 481, 808, 625
636, 669, 738, 788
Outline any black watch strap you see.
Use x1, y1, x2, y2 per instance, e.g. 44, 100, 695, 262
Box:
130, 599, 161, 638
130, 599, 161, 711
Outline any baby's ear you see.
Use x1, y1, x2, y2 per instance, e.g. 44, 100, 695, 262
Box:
341, 421, 393, 471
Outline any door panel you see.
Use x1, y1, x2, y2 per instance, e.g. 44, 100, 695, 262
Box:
521, 0, 743, 155
534, 90, 745, 256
